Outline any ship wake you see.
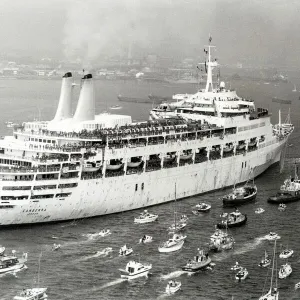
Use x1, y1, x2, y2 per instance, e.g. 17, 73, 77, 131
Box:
97, 278, 127, 290
160, 270, 187, 280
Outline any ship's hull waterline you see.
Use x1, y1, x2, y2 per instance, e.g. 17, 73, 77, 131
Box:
0, 138, 286, 226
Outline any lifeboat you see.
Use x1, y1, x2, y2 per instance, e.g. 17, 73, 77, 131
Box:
248, 139, 257, 147
127, 157, 142, 168
106, 160, 123, 170
237, 143, 246, 150
223, 144, 234, 152
83, 162, 101, 172
164, 153, 176, 162
180, 151, 193, 160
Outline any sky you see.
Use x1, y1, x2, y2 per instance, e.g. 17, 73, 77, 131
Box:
0, 0, 300, 67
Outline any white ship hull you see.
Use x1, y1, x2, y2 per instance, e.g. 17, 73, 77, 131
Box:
0, 138, 287, 226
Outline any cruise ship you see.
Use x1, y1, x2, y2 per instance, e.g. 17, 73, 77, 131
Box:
0, 41, 293, 226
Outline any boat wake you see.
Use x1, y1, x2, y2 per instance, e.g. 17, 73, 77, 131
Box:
234, 236, 265, 256
76, 249, 113, 262
0, 265, 28, 278
97, 278, 127, 290
160, 270, 187, 280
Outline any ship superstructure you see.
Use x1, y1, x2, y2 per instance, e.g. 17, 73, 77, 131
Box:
0, 41, 293, 226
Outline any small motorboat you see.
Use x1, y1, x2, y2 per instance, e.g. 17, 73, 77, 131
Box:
216, 209, 247, 229
134, 210, 158, 224
168, 221, 187, 233
235, 267, 248, 281
209, 228, 234, 252
14, 288, 48, 300
179, 214, 188, 223
193, 202, 211, 213
119, 260, 152, 280
231, 262, 242, 271
139, 235, 153, 244
255, 207, 265, 214
109, 105, 122, 110
98, 229, 111, 237
279, 248, 294, 259
182, 249, 212, 272
119, 245, 133, 257
258, 251, 271, 268
295, 282, 300, 290
0, 251, 28, 275
52, 243, 61, 251
165, 280, 181, 295
278, 262, 292, 279
0, 246, 5, 256
265, 232, 281, 241
278, 203, 287, 211
158, 233, 186, 253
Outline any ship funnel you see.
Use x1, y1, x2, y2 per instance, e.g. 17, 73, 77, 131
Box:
73, 74, 95, 122
53, 72, 73, 121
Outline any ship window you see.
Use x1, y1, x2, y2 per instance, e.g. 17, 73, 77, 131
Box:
39, 139, 42, 142
245, 162, 247, 167
242, 162, 244, 168
141, 183, 144, 190
135, 184, 138, 191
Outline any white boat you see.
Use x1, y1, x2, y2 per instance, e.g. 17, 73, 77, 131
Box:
110, 105, 122, 110
165, 280, 181, 294
106, 162, 123, 170
223, 144, 234, 152
179, 214, 188, 223
158, 233, 186, 253
231, 262, 242, 271
119, 245, 133, 257
209, 228, 234, 252
168, 222, 187, 233
259, 251, 271, 268
134, 210, 158, 224
119, 260, 152, 280
255, 208, 265, 214
98, 229, 111, 237
82, 162, 101, 172
182, 249, 212, 272
278, 262, 292, 279
265, 232, 281, 241
193, 202, 211, 213
279, 248, 293, 259
14, 288, 48, 300
139, 235, 153, 244
127, 160, 142, 168
0, 246, 5, 256
180, 152, 193, 160
235, 267, 248, 281
259, 240, 279, 300
52, 243, 61, 251
0, 251, 28, 274
278, 203, 286, 211
295, 282, 300, 290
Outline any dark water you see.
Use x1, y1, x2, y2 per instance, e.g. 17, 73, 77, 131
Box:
0, 78, 300, 299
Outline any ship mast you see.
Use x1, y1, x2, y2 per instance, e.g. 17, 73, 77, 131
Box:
204, 35, 218, 92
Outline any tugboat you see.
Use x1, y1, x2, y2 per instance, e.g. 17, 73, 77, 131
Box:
268, 166, 300, 204
119, 245, 133, 256
0, 251, 28, 274
265, 232, 281, 241
165, 280, 181, 295
182, 248, 212, 272
258, 251, 271, 267
216, 209, 247, 229
192, 203, 211, 214
278, 262, 292, 279
235, 267, 248, 281
139, 235, 153, 244
209, 228, 234, 252
158, 233, 186, 253
134, 210, 158, 224
14, 288, 48, 300
119, 260, 152, 280
222, 181, 257, 207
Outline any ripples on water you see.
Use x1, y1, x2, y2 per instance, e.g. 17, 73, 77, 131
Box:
0, 79, 300, 299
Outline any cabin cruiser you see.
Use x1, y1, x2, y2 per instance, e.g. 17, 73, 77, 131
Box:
14, 288, 48, 300
165, 280, 181, 294
119, 245, 133, 257
278, 262, 292, 279
182, 249, 212, 272
192, 203, 211, 214
209, 228, 234, 252
139, 235, 153, 244
235, 267, 248, 281
279, 248, 293, 259
259, 251, 271, 268
158, 233, 186, 253
52, 243, 61, 251
278, 203, 287, 211
119, 260, 152, 280
222, 183, 257, 207
0, 251, 28, 274
216, 209, 247, 229
255, 207, 265, 214
265, 232, 281, 241
134, 210, 158, 224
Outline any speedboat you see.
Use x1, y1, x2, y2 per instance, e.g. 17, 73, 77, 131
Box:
119, 260, 152, 280
209, 228, 234, 252
259, 251, 271, 268
158, 233, 186, 253
0, 251, 28, 275
278, 262, 292, 279
255, 207, 265, 214
98, 229, 111, 237
265, 232, 281, 241
139, 235, 153, 244
230, 262, 242, 271
134, 210, 158, 224
119, 245, 133, 257
14, 288, 48, 300
279, 248, 293, 259
216, 209, 247, 229
193, 202, 211, 213
165, 280, 181, 295
182, 249, 212, 272
278, 203, 287, 211
52, 243, 61, 251
235, 267, 248, 281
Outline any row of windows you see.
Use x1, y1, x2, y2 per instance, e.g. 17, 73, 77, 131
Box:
0, 159, 31, 167
29, 138, 56, 144
135, 183, 144, 191
238, 122, 265, 132
23, 208, 46, 213
3, 186, 31, 190
33, 185, 56, 190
